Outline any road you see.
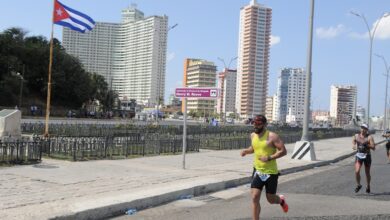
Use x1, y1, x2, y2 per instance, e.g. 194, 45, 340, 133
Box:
113, 145, 390, 220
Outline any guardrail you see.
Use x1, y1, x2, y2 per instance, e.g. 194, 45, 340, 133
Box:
0, 123, 360, 163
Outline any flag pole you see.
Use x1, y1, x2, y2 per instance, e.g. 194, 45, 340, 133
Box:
44, 0, 55, 137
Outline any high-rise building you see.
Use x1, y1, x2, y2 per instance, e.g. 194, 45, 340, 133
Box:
217, 68, 237, 116
182, 59, 217, 115
275, 68, 306, 124
265, 96, 274, 122
356, 105, 366, 122
62, 5, 168, 106
236, 0, 272, 119
330, 85, 357, 126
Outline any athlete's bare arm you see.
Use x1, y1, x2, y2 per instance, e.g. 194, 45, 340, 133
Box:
259, 132, 287, 162
352, 135, 357, 150
240, 133, 255, 157
368, 136, 375, 150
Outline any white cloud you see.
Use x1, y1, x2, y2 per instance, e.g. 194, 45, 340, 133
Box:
349, 16, 390, 40
316, 24, 345, 39
374, 16, 390, 39
270, 35, 280, 46
167, 52, 175, 62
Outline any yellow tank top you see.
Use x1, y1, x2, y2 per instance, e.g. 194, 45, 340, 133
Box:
252, 130, 278, 174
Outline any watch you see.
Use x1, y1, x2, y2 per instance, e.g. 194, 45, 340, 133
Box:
268, 155, 272, 161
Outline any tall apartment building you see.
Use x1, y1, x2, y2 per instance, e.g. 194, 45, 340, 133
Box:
265, 96, 274, 122
217, 68, 237, 116
236, 0, 271, 119
275, 68, 306, 124
330, 85, 357, 126
356, 105, 366, 122
183, 59, 217, 115
62, 5, 168, 106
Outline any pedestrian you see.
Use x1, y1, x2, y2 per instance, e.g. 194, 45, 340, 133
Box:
240, 115, 288, 220
352, 123, 375, 193
381, 129, 390, 164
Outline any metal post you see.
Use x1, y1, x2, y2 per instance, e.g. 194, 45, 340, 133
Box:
351, 11, 389, 126
182, 98, 187, 169
375, 54, 390, 130
301, 0, 314, 141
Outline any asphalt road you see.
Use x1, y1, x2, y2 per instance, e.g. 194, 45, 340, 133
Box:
113, 145, 390, 220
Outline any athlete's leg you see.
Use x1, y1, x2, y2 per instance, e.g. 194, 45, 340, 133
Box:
251, 188, 261, 220
386, 144, 390, 162
264, 174, 288, 213
265, 193, 280, 204
364, 157, 372, 192
355, 158, 363, 192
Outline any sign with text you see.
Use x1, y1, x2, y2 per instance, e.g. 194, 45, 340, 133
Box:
175, 87, 219, 99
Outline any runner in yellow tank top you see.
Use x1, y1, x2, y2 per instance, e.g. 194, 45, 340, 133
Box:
252, 130, 278, 174
240, 115, 288, 220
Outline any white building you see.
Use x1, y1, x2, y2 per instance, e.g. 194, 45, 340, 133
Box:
330, 85, 357, 126
236, 0, 271, 119
217, 68, 237, 116
265, 96, 274, 122
62, 5, 168, 106
182, 59, 217, 115
275, 68, 306, 124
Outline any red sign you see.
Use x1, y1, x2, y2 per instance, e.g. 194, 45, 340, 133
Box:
175, 88, 219, 98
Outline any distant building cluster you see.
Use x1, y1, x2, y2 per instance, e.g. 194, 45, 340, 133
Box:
62, 0, 364, 127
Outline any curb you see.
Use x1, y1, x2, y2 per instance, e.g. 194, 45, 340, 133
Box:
50, 152, 357, 220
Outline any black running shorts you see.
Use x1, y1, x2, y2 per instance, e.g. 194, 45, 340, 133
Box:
355, 154, 372, 167
251, 173, 279, 194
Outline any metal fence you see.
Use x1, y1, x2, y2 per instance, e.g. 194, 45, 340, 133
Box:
0, 140, 42, 164
0, 123, 360, 163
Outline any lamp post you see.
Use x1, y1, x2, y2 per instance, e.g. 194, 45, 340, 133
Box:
12, 65, 25, 109
292, 0, 316, 161
301, 0, 314, 142
217, 56, 238, 122
375, 54, 390, 130
154, 23, 178, 125
350, 11, 389, 126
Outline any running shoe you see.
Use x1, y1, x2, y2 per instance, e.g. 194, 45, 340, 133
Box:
279, 195, 289, 213
355, 184, 362, 193
366, 186, 370, 193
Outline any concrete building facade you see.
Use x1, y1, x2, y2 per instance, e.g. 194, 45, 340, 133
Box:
217, 68, 237, 116
330, 85, 357, 127
236, 0, 271, 119
62, 5, 168, 106
275, 68, 306, 124
182, 59, 217, 115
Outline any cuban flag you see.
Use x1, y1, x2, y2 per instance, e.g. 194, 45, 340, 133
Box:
53, 0, 95, 33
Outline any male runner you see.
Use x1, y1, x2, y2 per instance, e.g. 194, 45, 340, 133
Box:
240, 115, 288, 220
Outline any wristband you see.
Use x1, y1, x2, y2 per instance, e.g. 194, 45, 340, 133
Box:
268, 155, 272, 161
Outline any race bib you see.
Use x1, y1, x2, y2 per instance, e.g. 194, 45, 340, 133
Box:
356, 152, 367, 159
256, 171, 270, 181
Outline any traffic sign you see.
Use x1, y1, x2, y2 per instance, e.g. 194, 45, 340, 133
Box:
175, 87, 219, 98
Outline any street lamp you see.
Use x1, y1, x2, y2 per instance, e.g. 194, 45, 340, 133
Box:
350, 11, 390, 126
155, 23, 179, 125
12, 65, 25, 109
375, 54, 390, 130
217, 56, 238, 122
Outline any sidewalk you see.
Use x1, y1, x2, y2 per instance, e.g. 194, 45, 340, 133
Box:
0, 134, 383, 220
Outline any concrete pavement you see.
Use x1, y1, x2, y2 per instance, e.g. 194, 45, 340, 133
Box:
0, 134, 385, 220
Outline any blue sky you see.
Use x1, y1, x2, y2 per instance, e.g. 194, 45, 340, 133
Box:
2, 0, 390, 116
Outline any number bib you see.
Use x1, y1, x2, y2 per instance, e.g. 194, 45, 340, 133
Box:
255, 171, 270, 182
356, 152, 367, 159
